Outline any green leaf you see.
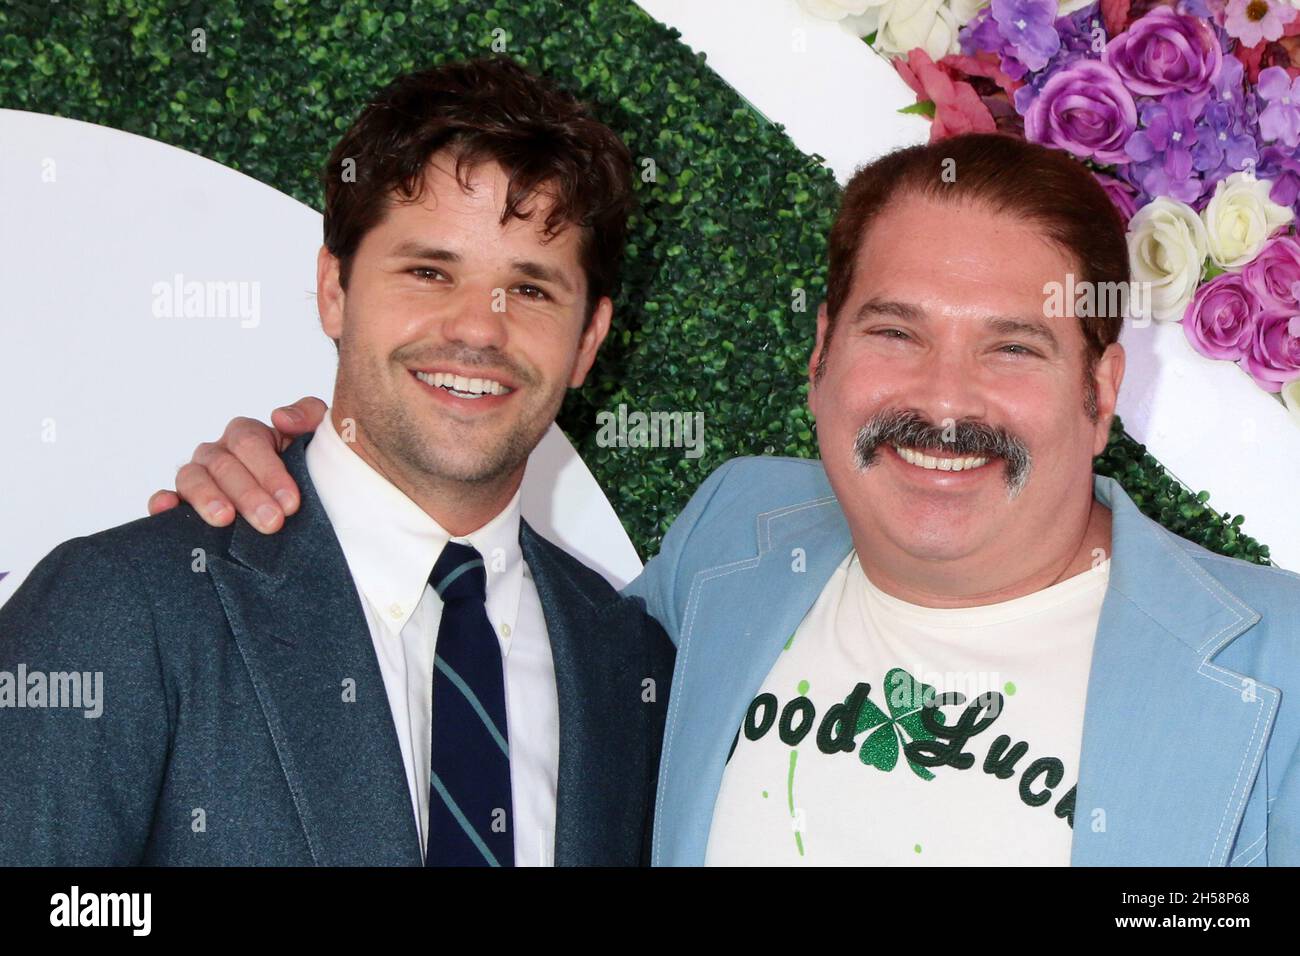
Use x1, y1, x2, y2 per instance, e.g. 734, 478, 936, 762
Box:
898, 100, 937, 118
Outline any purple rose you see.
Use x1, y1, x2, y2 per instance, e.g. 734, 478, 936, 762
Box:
1095, 171, 1140, 224
1242, 310, 1300, 391
1182, 272, 1260, 360
1241, 235, 1300, 314
1024, 60, 1138, 164
1103, 8, 1222, 98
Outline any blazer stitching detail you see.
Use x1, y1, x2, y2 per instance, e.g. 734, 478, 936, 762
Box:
1104, 587, 1270, 866
1172, 539, 1275, 866
1183, 547, 1300, 585
1155, 534, 1255, 655
655, 494, 837, 864
1229, 828, 1265, 863
756, 497, 840, 553
654, 555, 759, 865
1209, 680, 1274, 865
1235, 842, 1266, 867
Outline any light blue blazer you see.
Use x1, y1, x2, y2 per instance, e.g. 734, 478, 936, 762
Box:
625, 456, 1300, 866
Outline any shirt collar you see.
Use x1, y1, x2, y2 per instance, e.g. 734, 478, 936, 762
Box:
305, 408, 525, 638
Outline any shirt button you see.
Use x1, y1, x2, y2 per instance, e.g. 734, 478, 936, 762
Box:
500, 622, 512, 638
388, 603, 403, 619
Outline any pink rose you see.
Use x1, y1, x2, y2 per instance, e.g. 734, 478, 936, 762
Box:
1241, 310, 1300, 391
1182, 272, 1260, 361
1242, 234, 1300, 315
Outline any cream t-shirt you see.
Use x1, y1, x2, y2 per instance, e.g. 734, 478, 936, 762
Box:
705, 551, 1109, 866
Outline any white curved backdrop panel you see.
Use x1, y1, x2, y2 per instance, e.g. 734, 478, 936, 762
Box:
0, 109, 643, 607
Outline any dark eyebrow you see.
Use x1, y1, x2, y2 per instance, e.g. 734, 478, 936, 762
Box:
386, 243, 574, 295
854, 299, 1061, 355
510, 258, 574, 295
388, 241, 461, 263
986, 317, 1060, 354
853, 298, 925, 324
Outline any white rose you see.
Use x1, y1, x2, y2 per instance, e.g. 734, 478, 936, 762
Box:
1202, 172, 1295, 270
1283, 378, 1300, 427
798, 0, 879, 19
1127, 197, 1210, 323
875, 0, 960, 60
949, 0, 989, 26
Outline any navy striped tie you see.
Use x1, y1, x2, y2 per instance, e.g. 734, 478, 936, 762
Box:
425, 541, 515, 867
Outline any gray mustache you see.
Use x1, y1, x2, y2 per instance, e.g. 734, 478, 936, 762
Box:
852, 409, 1032, 497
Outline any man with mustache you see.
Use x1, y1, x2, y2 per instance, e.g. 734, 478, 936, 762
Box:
0, 57, 672, 866
152, 133, 1300, 865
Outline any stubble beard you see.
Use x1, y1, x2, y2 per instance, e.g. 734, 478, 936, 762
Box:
337, 341, 563, 494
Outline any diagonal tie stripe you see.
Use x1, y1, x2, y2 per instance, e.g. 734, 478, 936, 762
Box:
433, 654, 509, 757
425, 540, 514, 867
430, 771, 500, 867
432, 557, 484, 599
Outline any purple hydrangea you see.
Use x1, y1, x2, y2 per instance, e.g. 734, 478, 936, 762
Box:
1258, 66, 1300, 148
961, 0, 1066, 83
992, 0, 1061, 73
1193, 57, 1260, 193
1124, 92, 1209, 204
1013, 4, 1106, 115
1258, 144, 1300, 212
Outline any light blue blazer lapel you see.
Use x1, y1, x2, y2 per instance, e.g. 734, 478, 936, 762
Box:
206, 436, 423, 866
1070, 477, 1279, 866
654, 494, 852, 866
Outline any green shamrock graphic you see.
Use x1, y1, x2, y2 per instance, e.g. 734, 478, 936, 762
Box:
854, 668, 945, 781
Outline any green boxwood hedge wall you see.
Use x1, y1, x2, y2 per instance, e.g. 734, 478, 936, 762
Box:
0, 0, 1269, 564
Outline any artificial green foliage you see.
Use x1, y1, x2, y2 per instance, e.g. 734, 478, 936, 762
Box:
0, 0, 1270, 564
1094, 418, 1269, 565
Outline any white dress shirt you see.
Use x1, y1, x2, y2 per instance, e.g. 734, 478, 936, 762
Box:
305, 409, 559, 865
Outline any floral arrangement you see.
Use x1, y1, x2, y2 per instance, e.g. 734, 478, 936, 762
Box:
801, 0, 1300, 424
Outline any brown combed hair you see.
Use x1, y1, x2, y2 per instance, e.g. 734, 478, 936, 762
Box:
821, 133, 1129, 376
321, 56, 635, 317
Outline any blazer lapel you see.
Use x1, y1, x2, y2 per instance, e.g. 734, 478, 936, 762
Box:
1070, 477, 1279, 866
654, 494, 853, 866
206, 436, 422, 866
522, 521, 655, 866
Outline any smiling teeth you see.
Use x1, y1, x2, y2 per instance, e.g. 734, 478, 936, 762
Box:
414, 370, 510, 397
893, 444, 990, 472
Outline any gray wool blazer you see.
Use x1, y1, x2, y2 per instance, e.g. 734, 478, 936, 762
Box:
0, 434, 673, 866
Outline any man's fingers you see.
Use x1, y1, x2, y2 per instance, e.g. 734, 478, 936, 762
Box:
185, 442, 282, 533
270, 396, 327, 442
221, 416, 303, 516
174, 459, 238, 527
147, 489, 180, 515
